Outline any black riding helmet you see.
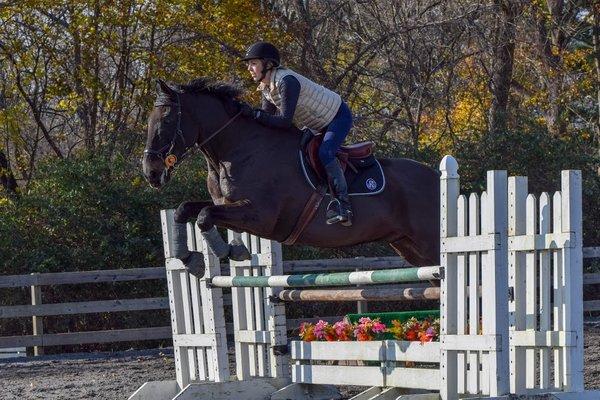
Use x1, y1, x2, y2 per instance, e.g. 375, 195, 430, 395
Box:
241, 41, 280, 67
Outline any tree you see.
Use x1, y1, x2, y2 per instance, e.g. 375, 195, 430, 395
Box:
592, 2, 600, 172
0, 0, 283, 190
488, 0, 523, 137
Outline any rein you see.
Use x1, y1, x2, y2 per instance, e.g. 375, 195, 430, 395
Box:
144, 91, 241, 170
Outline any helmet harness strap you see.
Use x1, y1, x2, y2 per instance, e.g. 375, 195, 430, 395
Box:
259, 59, 275, 82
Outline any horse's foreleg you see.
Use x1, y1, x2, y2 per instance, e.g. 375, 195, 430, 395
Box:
174, 200, 215, 223
167, 201, 215, 278
196, 200, 254, 261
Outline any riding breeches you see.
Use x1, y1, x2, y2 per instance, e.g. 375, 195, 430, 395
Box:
318, 101, 353, 166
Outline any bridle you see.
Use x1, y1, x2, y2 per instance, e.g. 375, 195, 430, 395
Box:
143, 91, 242, 170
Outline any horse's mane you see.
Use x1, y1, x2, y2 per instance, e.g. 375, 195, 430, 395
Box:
176, 78, 242, 101
173, 78, 298, 135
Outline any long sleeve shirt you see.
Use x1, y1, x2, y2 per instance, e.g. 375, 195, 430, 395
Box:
255, 75, 301, 129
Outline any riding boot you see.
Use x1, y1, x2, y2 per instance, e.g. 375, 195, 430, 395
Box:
324, 159, 353, 226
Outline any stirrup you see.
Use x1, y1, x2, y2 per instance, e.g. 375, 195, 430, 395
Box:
326, 199, 351, 225
327, 214, 347, 225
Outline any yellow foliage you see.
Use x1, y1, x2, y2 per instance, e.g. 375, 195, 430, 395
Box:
0, 0, 286, 155
56, 92, 80, 113
131, 176, 145, 188
0, 196, 14, 207
420, 61, 489, 153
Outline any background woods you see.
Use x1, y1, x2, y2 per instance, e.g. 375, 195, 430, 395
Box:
0, 0, 599, 351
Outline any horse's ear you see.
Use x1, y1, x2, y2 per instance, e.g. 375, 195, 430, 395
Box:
156, 79, 175, 96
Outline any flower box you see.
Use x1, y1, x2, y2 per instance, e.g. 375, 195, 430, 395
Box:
290, 339, 440, 390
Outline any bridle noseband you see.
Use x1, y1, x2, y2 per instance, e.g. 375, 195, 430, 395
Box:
143, 90, 241, 170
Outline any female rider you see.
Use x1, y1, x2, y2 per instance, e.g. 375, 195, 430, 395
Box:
240, 41, 354, 226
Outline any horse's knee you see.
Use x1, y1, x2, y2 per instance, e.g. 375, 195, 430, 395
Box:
196, 207, 213, 231
174, 201, 198, 223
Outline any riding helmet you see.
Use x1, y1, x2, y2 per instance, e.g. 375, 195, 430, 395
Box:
241, 41, 280, 67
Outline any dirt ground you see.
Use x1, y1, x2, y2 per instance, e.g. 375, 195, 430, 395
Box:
1, 325, 599, 400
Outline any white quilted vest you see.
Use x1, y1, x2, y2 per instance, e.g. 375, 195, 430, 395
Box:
260, 68, 341, 131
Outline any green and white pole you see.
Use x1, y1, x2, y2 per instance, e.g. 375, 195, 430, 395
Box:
209, 266, 441, 288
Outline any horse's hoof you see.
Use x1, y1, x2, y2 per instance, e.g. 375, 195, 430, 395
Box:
228, 240, 251, 261
183, 251, 205, 277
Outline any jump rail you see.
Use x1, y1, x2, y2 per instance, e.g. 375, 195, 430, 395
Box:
208, 266, 441, 288
275, 286, 441, 302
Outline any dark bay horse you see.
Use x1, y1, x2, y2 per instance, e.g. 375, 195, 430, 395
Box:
142, 78, 440, 267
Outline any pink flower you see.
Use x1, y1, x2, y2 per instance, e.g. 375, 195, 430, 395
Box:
372, 321, 386, 334
353, 317, 386, 341
314, 320, 329, 340
333, 321, 353, 341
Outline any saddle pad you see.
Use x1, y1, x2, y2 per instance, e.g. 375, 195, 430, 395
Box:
299, 151, 386, 196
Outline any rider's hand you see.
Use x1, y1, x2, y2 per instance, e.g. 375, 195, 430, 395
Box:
239, 103, 255, 118
300, 128, 316, 148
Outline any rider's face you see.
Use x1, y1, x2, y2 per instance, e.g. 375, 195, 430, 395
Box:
246, 59, 264, 82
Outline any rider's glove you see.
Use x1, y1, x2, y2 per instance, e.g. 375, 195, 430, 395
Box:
239, 103, 256, 118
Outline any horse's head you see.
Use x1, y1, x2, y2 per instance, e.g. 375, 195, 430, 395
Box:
143, 78, 246, 188
142, 79, 198, 188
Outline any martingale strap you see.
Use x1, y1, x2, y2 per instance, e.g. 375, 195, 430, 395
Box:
283, 184, 327, 245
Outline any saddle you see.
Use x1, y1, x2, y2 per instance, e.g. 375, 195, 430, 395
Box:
284, 132, 386, 246
300, 133, 385, 196
305, 134, 375, 181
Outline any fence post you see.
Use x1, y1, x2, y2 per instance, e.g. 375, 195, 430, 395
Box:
355, 268, 368, 314
440, 155, 459, 400
482, 170, 510, 396
30, 273, 44, 356
561, 170, 584, 391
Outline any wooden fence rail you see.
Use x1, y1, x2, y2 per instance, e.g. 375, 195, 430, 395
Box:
1, 248, 599, 356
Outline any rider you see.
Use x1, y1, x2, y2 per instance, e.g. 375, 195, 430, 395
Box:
240, 41, 354, 226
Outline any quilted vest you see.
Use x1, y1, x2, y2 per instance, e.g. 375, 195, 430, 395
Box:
260, 68, 342, 131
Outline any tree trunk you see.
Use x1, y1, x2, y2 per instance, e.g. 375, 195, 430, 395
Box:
534, 0, 567, 137
488, 0, 521, 137
89, 0, 100, 150
592, 3, 600, 175
0, 150, 18, 197
69, 4, 94, 152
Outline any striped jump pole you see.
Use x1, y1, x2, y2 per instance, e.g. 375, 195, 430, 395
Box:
209, 266, 441, 288
276, 286, 441, 302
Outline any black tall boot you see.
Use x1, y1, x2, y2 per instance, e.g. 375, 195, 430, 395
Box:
324, 159, 353, 226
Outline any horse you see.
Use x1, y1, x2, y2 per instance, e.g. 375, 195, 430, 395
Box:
142, 78, 440, 269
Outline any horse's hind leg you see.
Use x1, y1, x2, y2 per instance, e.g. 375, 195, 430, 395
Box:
389, 237, 436, 267
390, 238, 440, 287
